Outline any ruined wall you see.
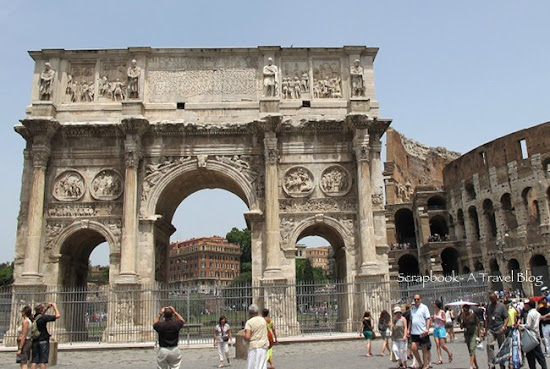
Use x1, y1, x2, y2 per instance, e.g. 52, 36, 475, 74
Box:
443, 121, 550, 295
384, 128, 460, 205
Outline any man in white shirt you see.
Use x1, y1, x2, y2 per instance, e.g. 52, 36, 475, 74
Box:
523, 300, 547, 369
244, 304, 269, 369
410, 294, 432, 369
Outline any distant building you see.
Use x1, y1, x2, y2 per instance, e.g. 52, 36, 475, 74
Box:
305, 246, 330, 273
295, 244, 307, 259
168, 236, 241, 293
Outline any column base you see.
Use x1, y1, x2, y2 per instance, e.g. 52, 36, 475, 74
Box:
16, 273, 44, 285
359, 262, 380, 276
262, 267, 283, 280
115, 273, 139, 285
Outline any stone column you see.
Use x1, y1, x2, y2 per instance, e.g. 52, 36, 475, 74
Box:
368, 123, 390, 253
350, 124, 377, 274
263, 131, 282, 277
117, 118, 149, 284
19, 119, 59, 284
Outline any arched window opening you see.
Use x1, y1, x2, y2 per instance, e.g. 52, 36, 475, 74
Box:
489, 258, 503, 292
457, 209, 466, 240
465, 183, 476, 201
507, 259, 523, 293
482, 199, 497, 240
427, 196, 446, 210
468, 206, 481, 241
440, 248, 459, 276
398, 254, 419, 278
474, 261, 484, 271
394, 208, 416, 248
500, 193, 518, 231
531, 255, 550, 296
428, 215, 449, 242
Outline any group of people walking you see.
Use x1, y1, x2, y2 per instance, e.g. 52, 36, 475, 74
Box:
360, 291, 550, 369
16, 302, 60, 369
152, 304, 277, 369
360, 294, 453, 369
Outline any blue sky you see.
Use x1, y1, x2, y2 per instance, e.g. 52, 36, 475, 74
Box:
1, 1, 549, 265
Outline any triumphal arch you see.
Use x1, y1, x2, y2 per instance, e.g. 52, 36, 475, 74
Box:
13, 46, 390, 340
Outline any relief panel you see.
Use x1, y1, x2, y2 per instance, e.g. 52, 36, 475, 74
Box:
98, 59, 128, 101
281, 60, 309, 100
52, 170, 86, 201
283, 166, 315, 198
90, 169, 124, 201
320, 165, 352, 197
312, 60, 342, 99
65, 62, 96, 103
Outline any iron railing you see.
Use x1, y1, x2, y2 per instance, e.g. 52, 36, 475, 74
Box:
0, 275, 489, 346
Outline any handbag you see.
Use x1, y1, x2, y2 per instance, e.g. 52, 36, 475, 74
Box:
520, 328, 539, 353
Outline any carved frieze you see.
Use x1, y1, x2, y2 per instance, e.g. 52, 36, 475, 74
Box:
371, 193, 384, 205
66, 62, 96, 103
142, 156, 193, 202
91, 169, 124, 201
52, 170, 86, 201
282, 61, 309, 99
283, 166, 315, 198
215, 155, 258, 183
320, 165, 352, 197
98, 59, 128, 101
47, 203, 119, 217
279, 197, 357, 213
280, 217, 296, 243
146, 56, 258, 102
313, 60, 342, 99
45, 222, 65, 256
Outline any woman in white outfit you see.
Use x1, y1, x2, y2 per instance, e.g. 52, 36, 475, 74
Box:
391, 306, 408, 369
214, 315, 232, 367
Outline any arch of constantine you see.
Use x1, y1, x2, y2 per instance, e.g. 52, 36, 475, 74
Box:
12, 46, 390, 341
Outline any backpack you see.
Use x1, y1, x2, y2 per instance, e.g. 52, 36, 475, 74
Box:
378, 321, 388, 332
30, 314, 42, 340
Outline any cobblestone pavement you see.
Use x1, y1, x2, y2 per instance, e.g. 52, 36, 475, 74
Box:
0, 338, 491, 369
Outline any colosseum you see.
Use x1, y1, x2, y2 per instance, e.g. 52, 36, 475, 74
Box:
385, 121, 550, 296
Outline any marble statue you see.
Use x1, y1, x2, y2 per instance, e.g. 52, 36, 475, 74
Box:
350, 59, 365, 97
263, 57, 279, 97
39, 62, 55, 100
127, 59, 141, 99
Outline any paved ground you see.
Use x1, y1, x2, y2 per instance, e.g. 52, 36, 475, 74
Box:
0, 338, 492, 369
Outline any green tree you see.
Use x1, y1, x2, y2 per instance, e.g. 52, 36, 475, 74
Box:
225, 227, 251, 264
0, 262, 14, 286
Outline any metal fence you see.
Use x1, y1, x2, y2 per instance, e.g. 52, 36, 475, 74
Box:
0, 274, 488, 346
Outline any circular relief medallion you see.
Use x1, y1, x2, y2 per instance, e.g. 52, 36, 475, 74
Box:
90, 169, 124, 200
52, 170, 86, 201
320, 165, 352, 197
283, 166, 315, 198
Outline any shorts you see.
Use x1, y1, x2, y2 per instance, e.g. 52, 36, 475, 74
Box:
433, 327, 447, 338
31, 340, 49, 364
363, 330, 373, 340
16, 338, 31, 363
411, 334, 431, 346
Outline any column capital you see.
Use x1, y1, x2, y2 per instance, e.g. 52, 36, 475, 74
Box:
120, 117, 149, 136
21, 118, 60, 145
264, 135, 279, 165
31, 145, 51, 168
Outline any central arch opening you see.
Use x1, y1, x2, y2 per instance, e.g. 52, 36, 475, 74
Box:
153, 167, 253, 285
